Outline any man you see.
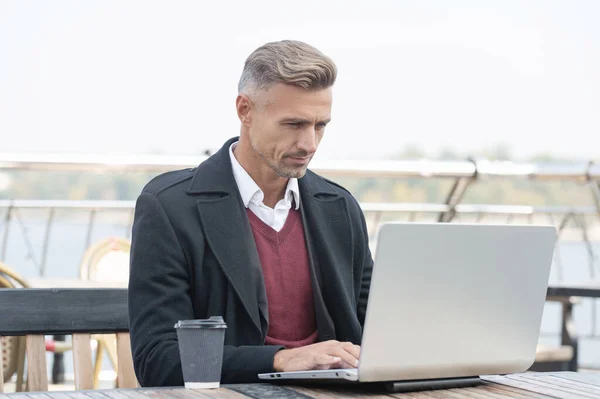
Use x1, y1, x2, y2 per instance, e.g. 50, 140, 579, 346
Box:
128, 40, 373, 386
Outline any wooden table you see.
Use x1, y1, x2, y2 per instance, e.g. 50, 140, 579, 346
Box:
2, 372, 600, 398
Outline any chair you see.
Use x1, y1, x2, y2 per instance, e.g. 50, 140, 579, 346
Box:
0, 288, 137, 392
531, 296, 579, 372
78, 237, 131, 387
0, 262, 29, 392
80, 237, 131, 282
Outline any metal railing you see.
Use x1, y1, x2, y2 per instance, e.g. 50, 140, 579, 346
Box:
2, 152, 600, 177
1, 154, 600, 276
1, 200, 598, 276
2, 153, 599, 214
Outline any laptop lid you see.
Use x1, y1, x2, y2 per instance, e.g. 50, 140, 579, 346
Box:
358, 222, 556, 382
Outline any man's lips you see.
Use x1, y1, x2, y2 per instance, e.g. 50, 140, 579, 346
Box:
287, 156, 310, 164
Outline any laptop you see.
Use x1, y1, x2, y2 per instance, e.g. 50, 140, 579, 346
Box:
258, 222, 557, 392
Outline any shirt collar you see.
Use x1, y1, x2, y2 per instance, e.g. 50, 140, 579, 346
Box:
229, 142, 300, 210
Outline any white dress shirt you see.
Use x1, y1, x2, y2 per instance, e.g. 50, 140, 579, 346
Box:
229, 142, 300, 232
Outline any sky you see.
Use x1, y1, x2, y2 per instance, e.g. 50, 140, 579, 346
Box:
1, 0, 599, 161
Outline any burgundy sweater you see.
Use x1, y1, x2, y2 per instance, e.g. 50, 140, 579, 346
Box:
246, 208, 319, 348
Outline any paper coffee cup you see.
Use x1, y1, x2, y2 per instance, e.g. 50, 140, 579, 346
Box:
175, 316, 227, 389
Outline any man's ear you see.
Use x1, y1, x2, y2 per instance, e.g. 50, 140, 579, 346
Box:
236, 94, 252, 126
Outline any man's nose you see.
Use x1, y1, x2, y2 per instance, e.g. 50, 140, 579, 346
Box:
297, 128, 318, 154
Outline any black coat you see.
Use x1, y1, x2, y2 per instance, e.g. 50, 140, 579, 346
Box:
128, 137, 373, 386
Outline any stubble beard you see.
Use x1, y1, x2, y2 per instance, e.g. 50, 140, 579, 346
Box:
249, 139, 309, 179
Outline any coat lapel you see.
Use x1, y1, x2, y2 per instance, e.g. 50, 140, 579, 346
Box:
299, 171, 354, 339
187, 138, 268, 336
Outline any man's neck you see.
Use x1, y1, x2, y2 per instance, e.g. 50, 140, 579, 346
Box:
233, 140, 289, 208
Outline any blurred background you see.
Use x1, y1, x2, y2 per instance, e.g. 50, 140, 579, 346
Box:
1, 0, 599, 390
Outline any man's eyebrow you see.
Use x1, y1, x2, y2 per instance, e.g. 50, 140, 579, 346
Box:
279, 117, 331, 124
279, 117, 311, 124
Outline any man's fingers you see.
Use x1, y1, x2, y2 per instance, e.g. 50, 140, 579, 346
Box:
314, 354, 342, 366
332, 360, 357, 369
306, 342, 361, 371
330, 347, 359, 368
341, 342, 361, 360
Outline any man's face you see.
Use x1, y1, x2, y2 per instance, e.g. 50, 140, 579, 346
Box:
245, 83, 332, 178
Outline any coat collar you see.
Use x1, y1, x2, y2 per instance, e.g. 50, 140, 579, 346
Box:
187, 137, 339, 199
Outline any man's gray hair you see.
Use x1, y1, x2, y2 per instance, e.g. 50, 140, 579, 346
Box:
238, 40, 337, 95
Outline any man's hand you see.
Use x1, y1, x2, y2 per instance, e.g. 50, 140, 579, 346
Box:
273, 340, 361, 372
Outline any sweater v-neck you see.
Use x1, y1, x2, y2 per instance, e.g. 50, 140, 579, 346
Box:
246, 208, 299, 244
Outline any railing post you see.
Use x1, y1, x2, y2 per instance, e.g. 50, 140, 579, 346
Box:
84, 209, 97, 250
39, 207, 55, 277
547, 213, 564, 282
438, 158, 477, 223
573, 213, 599, 338
554, 213, 576, 283
0, 203, 12, 262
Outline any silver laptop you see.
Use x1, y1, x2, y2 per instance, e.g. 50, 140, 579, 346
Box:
259, 222, 556, 390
